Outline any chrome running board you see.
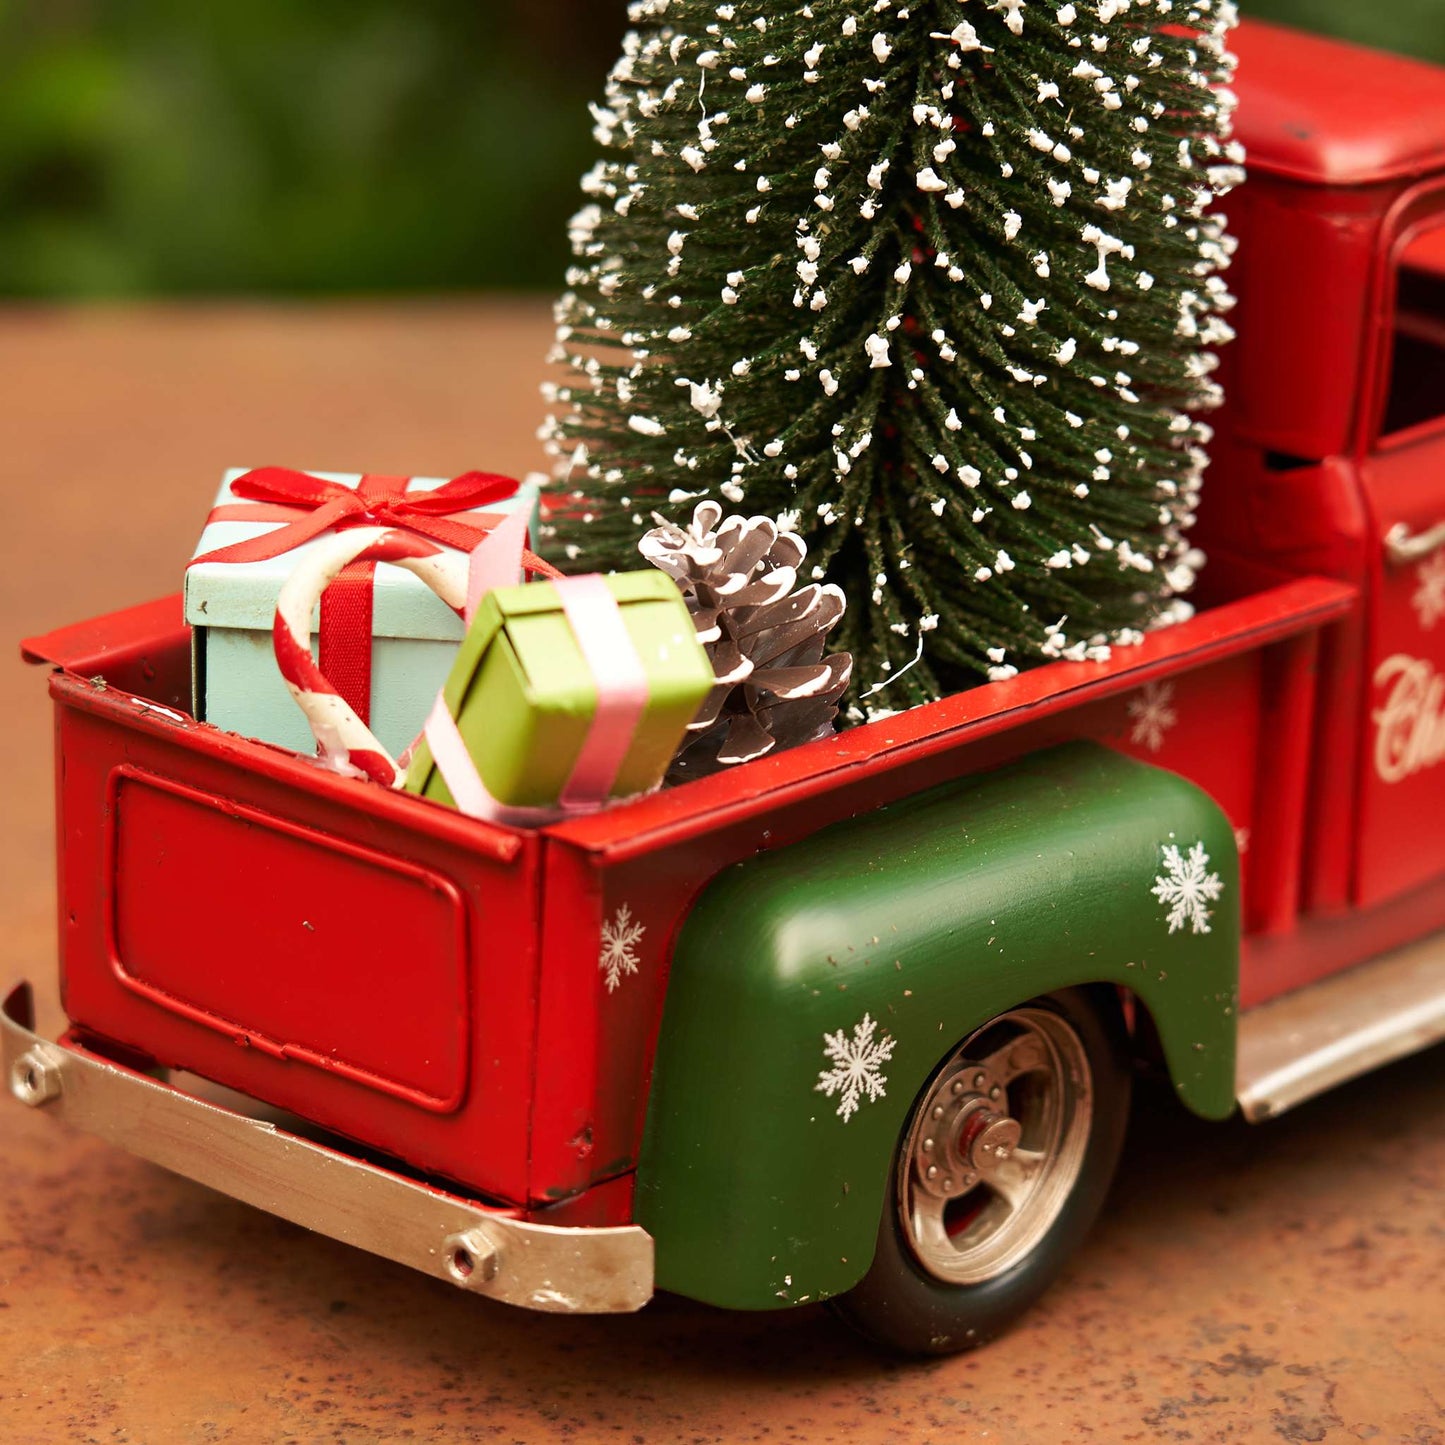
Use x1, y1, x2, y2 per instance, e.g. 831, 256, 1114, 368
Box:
1237, 934, 1445, 1121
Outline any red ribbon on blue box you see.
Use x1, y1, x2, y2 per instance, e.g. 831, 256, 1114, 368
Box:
190, 467, 553, 726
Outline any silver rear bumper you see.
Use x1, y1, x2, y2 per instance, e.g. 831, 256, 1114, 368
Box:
3, 982, 653, 1314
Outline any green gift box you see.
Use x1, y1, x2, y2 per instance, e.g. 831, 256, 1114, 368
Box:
404, 570, 715, 811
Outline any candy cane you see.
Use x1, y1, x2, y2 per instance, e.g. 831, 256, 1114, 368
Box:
273, 526, 470, 785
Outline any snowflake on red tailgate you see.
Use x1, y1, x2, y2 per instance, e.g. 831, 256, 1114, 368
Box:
599, 904, 645, 992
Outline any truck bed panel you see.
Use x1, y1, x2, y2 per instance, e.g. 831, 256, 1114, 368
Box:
26, 574, 1358, 1212
49, 682, 542, 1205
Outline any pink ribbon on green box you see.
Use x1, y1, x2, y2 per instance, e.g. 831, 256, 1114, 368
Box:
273, 503, 650, 824
419, 511, 653, 826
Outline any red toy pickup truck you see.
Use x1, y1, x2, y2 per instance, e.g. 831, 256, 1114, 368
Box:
5, 20, 1444, 1355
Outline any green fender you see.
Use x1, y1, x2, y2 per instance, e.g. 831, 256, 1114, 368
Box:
635, 742, 1240, 1311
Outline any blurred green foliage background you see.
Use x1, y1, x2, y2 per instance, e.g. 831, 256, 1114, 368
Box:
1, 0, 1441, 298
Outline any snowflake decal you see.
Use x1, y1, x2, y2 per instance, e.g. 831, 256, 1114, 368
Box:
1412, 553, 1445, 632
1126, 682, 1178, 754
816, 1013, 896, 1123
1151, 841, 1225, 936
599, 904, 644, 992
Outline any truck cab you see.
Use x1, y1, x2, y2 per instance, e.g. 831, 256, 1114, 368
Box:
1200, 21, 1445, 937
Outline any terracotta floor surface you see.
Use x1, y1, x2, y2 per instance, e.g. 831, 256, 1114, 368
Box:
0, 301, 1440, 1445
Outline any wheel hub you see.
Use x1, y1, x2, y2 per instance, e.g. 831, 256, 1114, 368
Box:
960, 1109, 1022, 1173
898, 1007, 1094, 1286
912, 1084, 1023, 1199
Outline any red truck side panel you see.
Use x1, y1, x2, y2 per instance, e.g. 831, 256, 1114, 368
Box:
30, 576, 1355, 1217
533, 582, 1350, 1203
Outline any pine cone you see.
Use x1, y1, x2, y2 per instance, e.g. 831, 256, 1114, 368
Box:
640, 501, 853, 777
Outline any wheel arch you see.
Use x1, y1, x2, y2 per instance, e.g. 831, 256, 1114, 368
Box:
635, 742, 1240, 1312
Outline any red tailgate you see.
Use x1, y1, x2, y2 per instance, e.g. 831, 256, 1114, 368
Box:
108, 768, 471, 1112
41, 617, 543, 1206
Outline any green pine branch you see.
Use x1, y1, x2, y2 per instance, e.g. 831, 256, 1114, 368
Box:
544, 0, 1239, 712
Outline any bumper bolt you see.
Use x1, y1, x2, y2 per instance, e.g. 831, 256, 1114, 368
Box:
11, 1048, 62, 1107
442, 1228, 501, 1287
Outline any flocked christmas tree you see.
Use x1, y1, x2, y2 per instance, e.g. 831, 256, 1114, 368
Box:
542, 0, 1241, 713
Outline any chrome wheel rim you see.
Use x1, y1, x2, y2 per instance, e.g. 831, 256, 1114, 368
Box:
898, 1007, 1093, 1286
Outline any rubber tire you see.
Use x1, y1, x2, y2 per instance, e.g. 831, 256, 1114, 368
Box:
830, 987, 1132, 1356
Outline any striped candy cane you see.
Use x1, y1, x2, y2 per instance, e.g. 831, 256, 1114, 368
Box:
272, 510, 636, 828
272, 526, 471, 786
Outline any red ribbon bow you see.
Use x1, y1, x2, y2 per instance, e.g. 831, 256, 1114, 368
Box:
192, 467, 527, 568
191, 467, 556, 730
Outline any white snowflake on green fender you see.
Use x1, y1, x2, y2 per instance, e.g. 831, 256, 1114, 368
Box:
1412, 553, 1445, 631
816, 1013, 896, 1123
599, 904, 645, 992
1152, 841, 1225, 936
1127, 682, 1178, 754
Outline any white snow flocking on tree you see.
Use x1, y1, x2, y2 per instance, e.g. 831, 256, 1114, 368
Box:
545, 0, 1242, 714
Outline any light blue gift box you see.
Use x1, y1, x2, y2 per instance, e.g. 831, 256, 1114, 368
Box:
186, 469, 542, 758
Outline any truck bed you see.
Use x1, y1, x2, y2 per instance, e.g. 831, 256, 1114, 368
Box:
23, 572, 1356, 1216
